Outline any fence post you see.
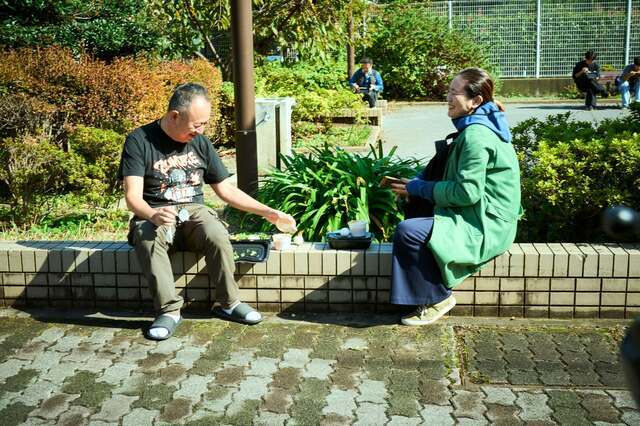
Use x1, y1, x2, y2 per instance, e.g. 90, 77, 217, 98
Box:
448, 0, 453, 30
625, 0, 632, 65
535, 0, 541, 78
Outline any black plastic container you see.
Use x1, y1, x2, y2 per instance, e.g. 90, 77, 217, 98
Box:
326, 231, 373, 250
230, 239, 271, 263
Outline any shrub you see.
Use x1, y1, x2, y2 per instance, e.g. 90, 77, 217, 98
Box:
0, 46, 223, 140
254, 60, 363, 123
365, 2, 496, 99
0, 126, 125, 227
514, 112, 640, 242
0, 93, 63, 140
67, 126, 125, 208
0, 133, 76, 226
254, 144, 421, 241
220, 60, 365, 148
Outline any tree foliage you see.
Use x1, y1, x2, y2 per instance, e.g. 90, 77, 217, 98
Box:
364, 1, 496, 99
0, 0, 167, 59
152, 0, 368, 66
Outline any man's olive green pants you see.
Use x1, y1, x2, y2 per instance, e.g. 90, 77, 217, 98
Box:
128, 203, 239, 315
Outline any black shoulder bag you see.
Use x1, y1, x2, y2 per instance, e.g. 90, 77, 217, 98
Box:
402, 132, 458, 219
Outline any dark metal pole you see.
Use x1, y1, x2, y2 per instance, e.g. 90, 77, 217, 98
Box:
231, 0, 258, 195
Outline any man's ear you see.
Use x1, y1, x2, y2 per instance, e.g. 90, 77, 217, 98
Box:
169, 110, 180, 121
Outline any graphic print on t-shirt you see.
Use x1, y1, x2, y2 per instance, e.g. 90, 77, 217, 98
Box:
153, 151, 204, 203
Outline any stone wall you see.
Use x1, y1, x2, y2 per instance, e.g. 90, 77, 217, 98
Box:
0, 241, 638, 318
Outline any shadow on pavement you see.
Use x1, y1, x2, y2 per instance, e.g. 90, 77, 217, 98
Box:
15, 308, 151, 332
275, 310, 407, 328
515, 104, 621, 110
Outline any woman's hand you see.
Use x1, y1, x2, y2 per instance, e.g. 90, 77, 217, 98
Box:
390, 178, 410, 198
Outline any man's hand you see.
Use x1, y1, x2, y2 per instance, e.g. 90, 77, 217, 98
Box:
369, 84, 375, 91
265, 209, 297, 233
352, 83, 359, 93
149, 206, 177, 227
390, 178, 410, 198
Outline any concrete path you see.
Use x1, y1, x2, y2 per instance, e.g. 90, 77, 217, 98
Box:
0, 308, 638, 425
381, 102, 627, 161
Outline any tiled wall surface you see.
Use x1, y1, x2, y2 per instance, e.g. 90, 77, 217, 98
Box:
1, 241, 639, 318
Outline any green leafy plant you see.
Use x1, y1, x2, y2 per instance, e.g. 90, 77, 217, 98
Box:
254, 143, 421, 241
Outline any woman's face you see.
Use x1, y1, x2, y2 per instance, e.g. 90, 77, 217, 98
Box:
447, 75, 481, 118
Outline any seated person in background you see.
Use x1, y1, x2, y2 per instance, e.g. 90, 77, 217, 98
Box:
349, 57, 384, 108
618, 56, 640, 109
573, 50, 608, 110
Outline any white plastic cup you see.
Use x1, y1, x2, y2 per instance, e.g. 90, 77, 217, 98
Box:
348, 220, 368, 237
272, 233, 292, 250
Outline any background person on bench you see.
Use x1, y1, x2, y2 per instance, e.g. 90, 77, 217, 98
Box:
618, 56, 640, 109
573, 50, 608, 111
349, 57, 384, 108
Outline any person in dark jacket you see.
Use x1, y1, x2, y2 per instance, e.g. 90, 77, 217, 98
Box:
573, 50, 609, 110
388, 68, 521, 326
349, 57, 384, 107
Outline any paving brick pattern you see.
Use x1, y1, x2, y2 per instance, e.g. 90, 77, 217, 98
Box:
0, 311, 638, 425
461, 326, 626, 388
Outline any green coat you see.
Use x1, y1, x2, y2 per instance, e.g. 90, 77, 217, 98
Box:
427, 124, 521, 288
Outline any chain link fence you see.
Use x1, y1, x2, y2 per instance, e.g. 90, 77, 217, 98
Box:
398, 0, 640, 78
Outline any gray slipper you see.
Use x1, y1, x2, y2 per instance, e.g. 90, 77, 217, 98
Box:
212, 302, 263, 325
146, 315, 181, 341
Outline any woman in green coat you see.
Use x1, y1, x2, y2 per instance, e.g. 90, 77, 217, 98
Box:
389, 68, 521, 326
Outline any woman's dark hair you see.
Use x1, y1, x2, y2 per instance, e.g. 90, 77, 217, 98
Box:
585, 50, 597, 60
456, 67, 504, 111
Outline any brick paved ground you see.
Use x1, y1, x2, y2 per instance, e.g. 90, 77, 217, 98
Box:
0, 309, 638, 425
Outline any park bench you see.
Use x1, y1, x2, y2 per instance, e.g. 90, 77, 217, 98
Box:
1, 240, 639, 319
599, 70, 620, 93
332, 100, 388, 127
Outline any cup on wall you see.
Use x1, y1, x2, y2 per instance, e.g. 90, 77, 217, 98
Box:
347, 220, 368, 237
272, 233, 292, 250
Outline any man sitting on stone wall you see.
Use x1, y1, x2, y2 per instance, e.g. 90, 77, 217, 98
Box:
118, 83, 296, 340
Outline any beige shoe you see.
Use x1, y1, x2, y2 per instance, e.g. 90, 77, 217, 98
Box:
401, 295, 456, 326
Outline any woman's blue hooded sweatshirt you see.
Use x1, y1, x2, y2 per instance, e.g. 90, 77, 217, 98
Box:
406, 101, 512, 201
452, 101, 512, 143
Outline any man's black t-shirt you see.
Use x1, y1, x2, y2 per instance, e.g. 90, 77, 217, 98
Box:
117, 120, 230, 207
573, 60, 600, 81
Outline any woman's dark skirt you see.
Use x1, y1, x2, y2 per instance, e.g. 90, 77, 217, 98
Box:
390, 217, 452, 306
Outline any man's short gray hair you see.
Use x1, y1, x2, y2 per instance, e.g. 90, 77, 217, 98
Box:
168, 83, 210, 112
